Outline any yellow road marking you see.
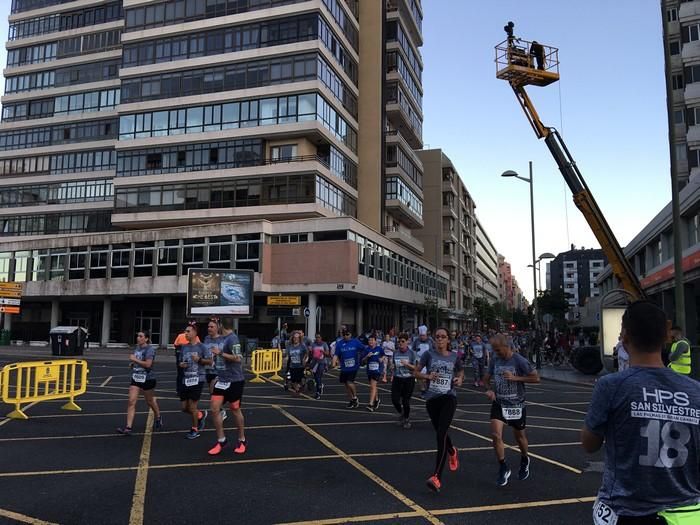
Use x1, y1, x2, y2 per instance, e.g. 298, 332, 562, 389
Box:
432, 496, 597, 516
449, 425, 583, 474
276, 511, 419, 524
275, 496, 597, 524
99, 376, 113, 387
274, 405, 444, 525
0, 508, 60, 525
128, 410, 154, 525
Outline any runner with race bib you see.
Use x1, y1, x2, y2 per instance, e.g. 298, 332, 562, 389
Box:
582, 301, 700, 525
332, 328, 365, 409
208, 318, 247, 455
482, 333, 539, 487
178, 322, 212, 440
416, 327, 464, 493
362, 334, 384, 412
116, 330, 162, 435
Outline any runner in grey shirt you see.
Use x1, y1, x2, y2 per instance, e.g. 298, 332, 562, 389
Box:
582, 301, 700, 523
209, 319, 247, 455
415, 328, 464, 493
483, 333, 539, 487
116, 330, 162, 435
178, 323, 212, 439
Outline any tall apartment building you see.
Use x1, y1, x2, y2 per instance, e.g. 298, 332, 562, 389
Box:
664, 0, 700, 187
475, 215, 499, 304
0, 0, 445, 345
414, 148, 476, 330
549, 246, 607, 307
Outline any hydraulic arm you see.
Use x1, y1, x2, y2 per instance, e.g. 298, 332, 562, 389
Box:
498, 36, 646, 300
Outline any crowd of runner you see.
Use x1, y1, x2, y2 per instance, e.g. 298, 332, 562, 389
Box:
114, 302, 700, 523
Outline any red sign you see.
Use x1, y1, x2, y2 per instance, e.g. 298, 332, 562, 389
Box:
640, 248, 700, 289
0, 306, 20, 314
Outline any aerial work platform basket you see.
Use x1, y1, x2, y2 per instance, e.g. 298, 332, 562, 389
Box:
495, 37, 559, 88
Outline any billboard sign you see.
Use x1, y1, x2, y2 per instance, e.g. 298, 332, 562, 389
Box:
187, 269, 254, 317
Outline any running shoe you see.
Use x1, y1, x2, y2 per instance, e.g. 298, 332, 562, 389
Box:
448, 447, 459, 472
314, 393, 321, 400
116, 426, 132, 436
373, 398, 381, 410
419, 391, 427, 399
197, 410, 208, 431
233, 439, 247, 454
221, 410, 228, 422
346, 400, 355, 408
186, 428, 201, 440
402, 418, 412, 429
518, 456, 530, 481
426, 475, 441, 493
349, 398, 359, 409
497, 462, 511, 486
396, 414, 405, 426
365, 404, 375, 412
208, 439, 227, 455
473, 381, 480, 387
153, 416, 163, 431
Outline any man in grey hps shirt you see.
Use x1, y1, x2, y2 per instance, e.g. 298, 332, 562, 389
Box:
582, 301, 700, 524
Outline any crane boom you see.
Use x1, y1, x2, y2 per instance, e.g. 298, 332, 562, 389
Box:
496, 36, 646, 301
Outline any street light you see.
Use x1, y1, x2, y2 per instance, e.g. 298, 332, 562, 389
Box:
536, 252, 556, 294
502, 162, 537, 330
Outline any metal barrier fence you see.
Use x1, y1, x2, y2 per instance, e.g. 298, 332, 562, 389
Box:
1, 359, 89, 419
249, 349, 283, 383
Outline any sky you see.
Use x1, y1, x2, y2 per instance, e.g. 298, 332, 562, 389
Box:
421, 0, 671, 302
0, 2, 670, 303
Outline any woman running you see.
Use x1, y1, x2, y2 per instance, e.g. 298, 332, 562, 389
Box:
117, 330, 162, 435
415, 326, 464, 493
391, 333, 417, 428
286, 331, 308, 396
362, 334, 383, 411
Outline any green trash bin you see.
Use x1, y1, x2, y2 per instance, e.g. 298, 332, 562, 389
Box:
0, 329, 10, 345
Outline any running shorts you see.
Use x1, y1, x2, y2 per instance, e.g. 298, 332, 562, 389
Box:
339, 370, 358, 383
212, 380, 244, 404
490, 401, 527, 430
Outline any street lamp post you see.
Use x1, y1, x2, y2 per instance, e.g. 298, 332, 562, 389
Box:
502, 162, 537, 331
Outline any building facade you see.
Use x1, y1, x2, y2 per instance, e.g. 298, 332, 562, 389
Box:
549, 246, 607, 308
598, 178, 700, 343
663, 0, 700, 187
414, 148, 476, 329
0, 0, 445, 345
475, 216, 499, 304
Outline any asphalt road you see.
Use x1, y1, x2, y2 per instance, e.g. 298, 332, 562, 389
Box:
0, 348, 603, 525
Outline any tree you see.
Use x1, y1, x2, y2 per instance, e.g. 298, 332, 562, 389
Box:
536, 289, 569, 329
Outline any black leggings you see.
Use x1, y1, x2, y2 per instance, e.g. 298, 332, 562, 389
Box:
426, 395, 457, 480
391, 377, 415, 418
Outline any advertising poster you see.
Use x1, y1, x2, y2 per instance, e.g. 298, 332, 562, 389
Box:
187, 269, 254, 317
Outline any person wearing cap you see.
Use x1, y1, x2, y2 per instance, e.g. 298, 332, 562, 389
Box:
411, 325, 435, 398
332, 328, 364, 409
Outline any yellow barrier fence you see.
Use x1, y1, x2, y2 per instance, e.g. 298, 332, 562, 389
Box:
1, 359, 89, 419
249, 349, 283, 383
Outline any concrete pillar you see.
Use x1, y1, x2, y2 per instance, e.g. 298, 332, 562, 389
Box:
50, 299, 60, 328
233, 318, 239, 333
161, 296, 171, 348
393, 306, 400, 333
101, 298, 111, 346
3, 313, 11, 331
308, 293, 318, 336
356, 298, 364, 335
335, 296, 343, 332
